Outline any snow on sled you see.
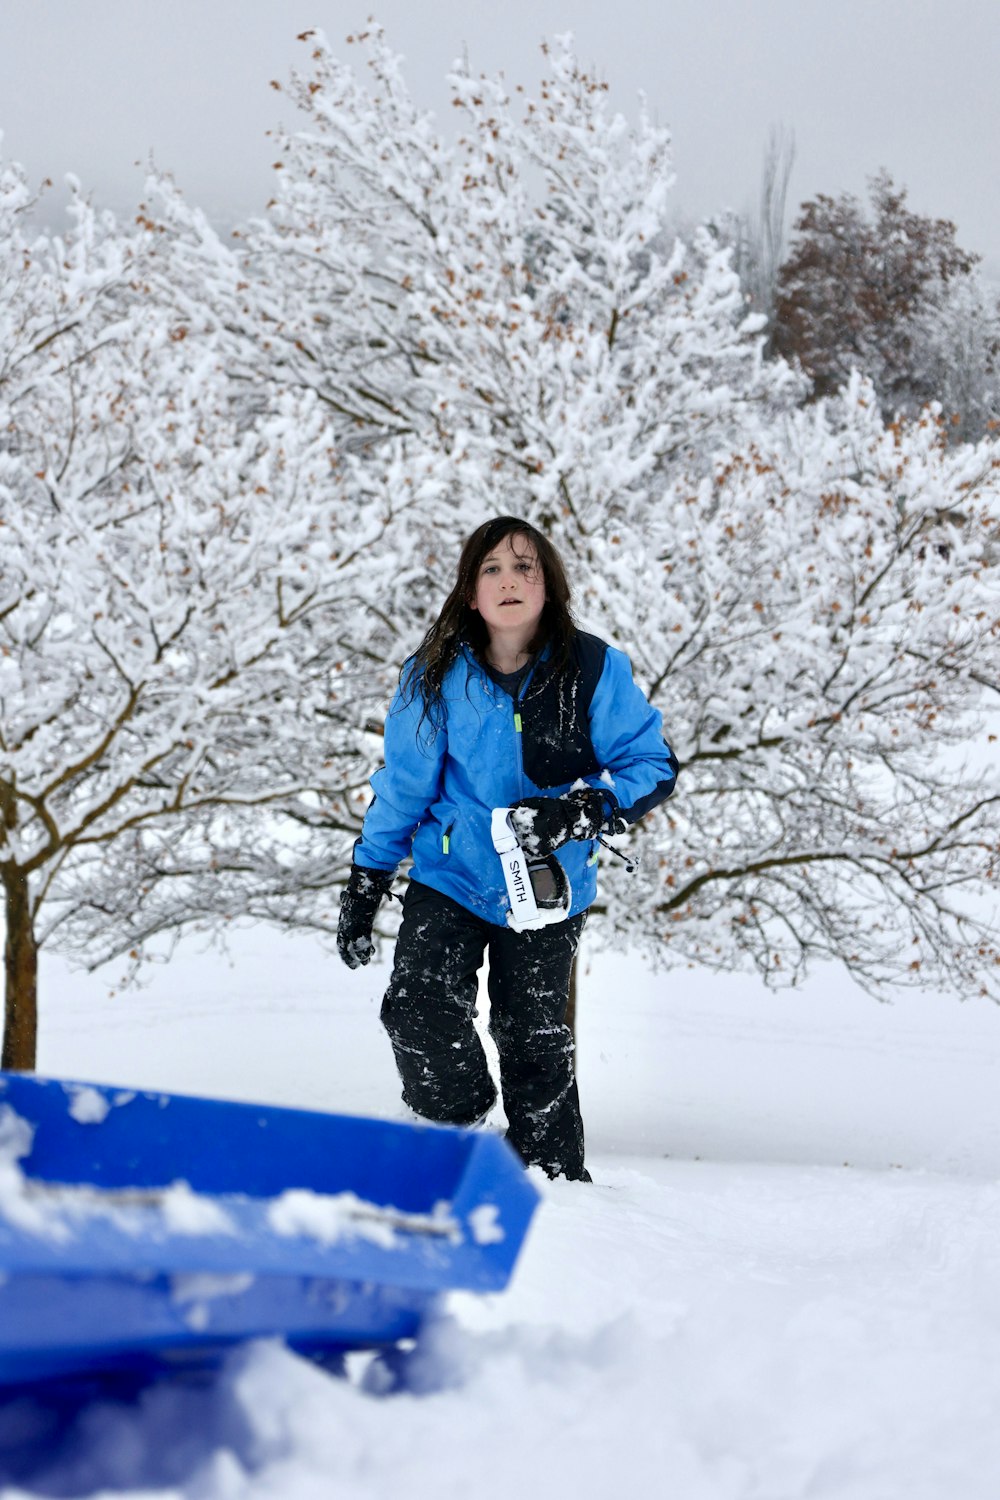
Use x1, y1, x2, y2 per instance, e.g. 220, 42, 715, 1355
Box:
0, 1072, 539, 1387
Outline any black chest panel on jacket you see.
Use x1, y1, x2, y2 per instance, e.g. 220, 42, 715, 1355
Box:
518, 632, 607, 790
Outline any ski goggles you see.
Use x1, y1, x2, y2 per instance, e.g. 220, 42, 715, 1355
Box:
490, 808, 572, 931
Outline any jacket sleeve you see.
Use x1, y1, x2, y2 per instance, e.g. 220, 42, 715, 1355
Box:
353, 671, 447, 873
585, 646, 679, 824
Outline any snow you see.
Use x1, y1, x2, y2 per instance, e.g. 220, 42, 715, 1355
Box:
2, 28, 998, 1496
159, 1182, 238, 1239
0, 930, 995, 1498
172, 1273, 258, 1334
64, 1086, 110, 1126
467, 1203, 505, 1246
266, 1189, 430, 1251
0, 1107, 68, 1243
0, 1129, 241, 1245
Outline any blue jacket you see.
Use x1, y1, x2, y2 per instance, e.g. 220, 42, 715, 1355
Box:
354, 631, 679, 926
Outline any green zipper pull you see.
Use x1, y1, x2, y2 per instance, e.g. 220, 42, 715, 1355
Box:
514, 712, 522, 733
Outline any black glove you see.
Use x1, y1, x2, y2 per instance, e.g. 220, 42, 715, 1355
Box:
336, 865, 394, 969
508, 788, 610, 858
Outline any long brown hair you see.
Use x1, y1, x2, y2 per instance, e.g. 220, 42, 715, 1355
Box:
404, 517, 576, 721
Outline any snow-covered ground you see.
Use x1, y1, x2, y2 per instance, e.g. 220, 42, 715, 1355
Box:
2, 928, 999, 1499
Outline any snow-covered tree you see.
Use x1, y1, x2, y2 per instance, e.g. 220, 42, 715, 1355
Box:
234, 32, 1000, 1000
603, 379, 1000, 996
3, 29, 999, 1072
235, 29, 794, 524
0, 168, 389, 1069
908, 274, 1000, 445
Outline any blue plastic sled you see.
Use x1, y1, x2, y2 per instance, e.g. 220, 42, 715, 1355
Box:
0, 1073, 539, 1386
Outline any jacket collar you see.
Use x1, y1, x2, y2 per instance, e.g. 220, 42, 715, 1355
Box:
459, 639, 553, 695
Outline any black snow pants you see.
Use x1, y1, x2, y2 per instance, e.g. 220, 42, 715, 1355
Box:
380, 879, 588, 1180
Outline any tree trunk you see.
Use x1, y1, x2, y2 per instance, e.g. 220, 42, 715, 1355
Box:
2, 867, 38, 1071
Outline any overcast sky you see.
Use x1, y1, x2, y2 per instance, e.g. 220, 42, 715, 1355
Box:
2, 0, 998, 276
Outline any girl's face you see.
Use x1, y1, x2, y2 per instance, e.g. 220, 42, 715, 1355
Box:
470, 533, 547, 649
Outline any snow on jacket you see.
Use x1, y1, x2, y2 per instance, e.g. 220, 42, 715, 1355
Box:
353, 630, 679, 926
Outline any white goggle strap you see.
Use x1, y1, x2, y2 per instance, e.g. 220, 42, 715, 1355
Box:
490, 808, 540, 926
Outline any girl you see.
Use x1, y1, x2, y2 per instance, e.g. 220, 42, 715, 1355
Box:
336, 516, 678, 1180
